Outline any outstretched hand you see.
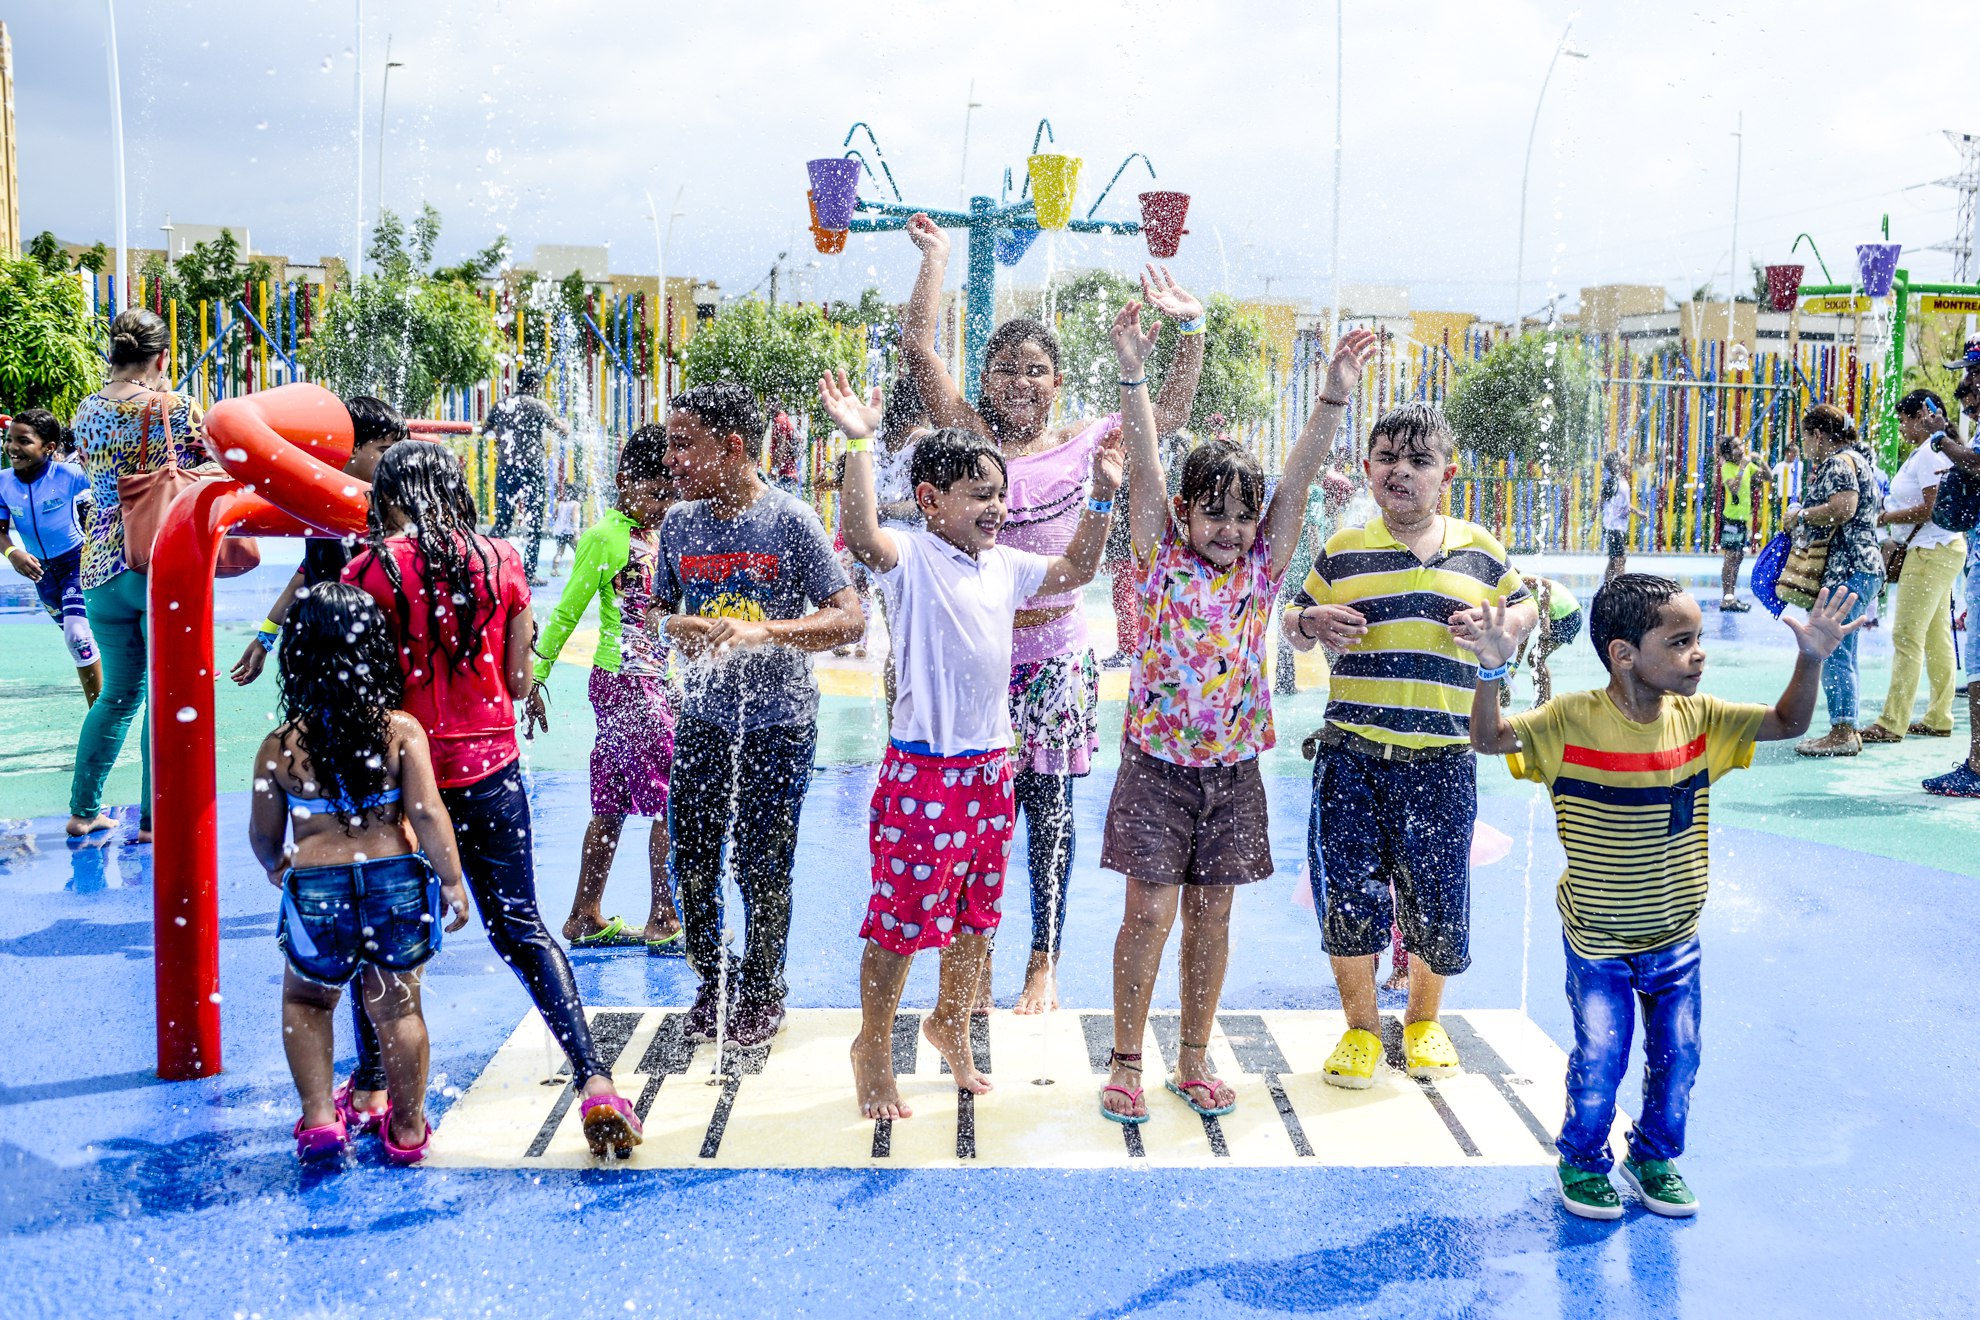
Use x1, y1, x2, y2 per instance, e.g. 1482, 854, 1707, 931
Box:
819, 369, 882, 440
1449, 599, 1523, 670
1322, 328, 1381, 403
1781, 586, 1865, 661
906, 213, 950, 261
1139, 264, 1203, 325
1111, 300, 1161, 375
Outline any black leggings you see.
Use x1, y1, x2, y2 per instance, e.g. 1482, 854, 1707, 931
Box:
1014, 770, 1076, 955
352, 761, 605, 1085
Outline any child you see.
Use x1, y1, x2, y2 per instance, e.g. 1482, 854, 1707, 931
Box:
1284, 403, 1538, 1089
231, 396, 407, 686
1713, 436, 1771, 612
1097, 307, 1379, 1125
818, 368, 1123, 1120
1458, 575, 1861, 1218
531, 424, 685, 954
1600, 449, 1646, 586
1505, 576, 1583, 707
1, 408, 102, 704
248, 582, 471, 1164
345, 440, 644, 1157
548, 494, 583, 575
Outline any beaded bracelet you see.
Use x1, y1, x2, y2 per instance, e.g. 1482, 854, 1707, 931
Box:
1119, 378, 1147, 389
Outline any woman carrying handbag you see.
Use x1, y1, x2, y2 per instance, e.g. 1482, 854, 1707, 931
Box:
67, 308, 211, 841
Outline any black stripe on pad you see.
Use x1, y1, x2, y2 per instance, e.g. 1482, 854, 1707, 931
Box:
1381, 1015, 1481, 1159
524, 1010, 644, 1159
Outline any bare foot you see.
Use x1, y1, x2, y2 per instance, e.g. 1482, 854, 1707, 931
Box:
922, 1013, 993, 1095
971, 961, 995, 1016
134, 828, 153, 845
350, 1088, 387, 1122
1382, 965, 1410, 991
1012, 951, 1058, 1015
850, 1031, 913, 1119
386, 1106, 427, 1149
1101, 1057, 1146, 1120
1172, 1046, 1236, 1112
66, 814, 116, 838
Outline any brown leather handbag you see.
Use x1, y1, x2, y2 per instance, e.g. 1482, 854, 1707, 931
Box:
115, 393, 261, 577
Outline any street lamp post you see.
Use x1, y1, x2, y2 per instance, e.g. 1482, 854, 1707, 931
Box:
1512, 23, 1587, 331
104, 0, 128, 312
375, 36, 403, 229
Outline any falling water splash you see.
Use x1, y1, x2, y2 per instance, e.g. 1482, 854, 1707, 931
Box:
1519, 789, 1538, 1016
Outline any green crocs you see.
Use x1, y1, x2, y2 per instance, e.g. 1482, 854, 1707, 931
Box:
1621, 1157, 1698, 1218
1555, 1161, 1623, 1221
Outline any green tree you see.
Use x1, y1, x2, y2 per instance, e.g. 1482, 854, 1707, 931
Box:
1050, 270, 1270, 432
137, 227, 275, 384
431, 234, 511, 286
680, 298, 863, 430
1443, 330, 1599, 486
300, 206, 500, 415
0, 248, 102, 416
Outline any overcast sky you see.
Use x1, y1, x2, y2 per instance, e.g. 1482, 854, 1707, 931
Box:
12, 2, 1977, 318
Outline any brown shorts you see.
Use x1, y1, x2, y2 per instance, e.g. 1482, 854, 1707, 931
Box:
1100, 741, 1275, 886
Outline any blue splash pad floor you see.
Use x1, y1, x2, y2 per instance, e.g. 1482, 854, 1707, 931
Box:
3, 553, 1979, 1316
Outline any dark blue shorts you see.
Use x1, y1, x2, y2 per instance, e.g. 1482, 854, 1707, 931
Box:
1307, 740, 1475, 976
32, 546, 87, 623
278, 853, 445, 986
1546, 608, 1584, 649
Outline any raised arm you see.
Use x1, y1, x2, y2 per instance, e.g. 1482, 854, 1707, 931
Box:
1757, 587, 1863, 741
819, 370, 899, 574
1264, 328, 1378, 579
1109, 301, 1167, 560
1039, 427, 1127, 595
1450, 600, 1525, 755
897, 215, 988, 435
1138, 265, 1205, 435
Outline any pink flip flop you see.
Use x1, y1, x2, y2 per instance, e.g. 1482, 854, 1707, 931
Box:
379, 1106, 431, 1166
1099, 1084, 1149, 1126
333, 1078, 386, 1135
580, 1093, 645, 1159
293, 1115, 350, 1163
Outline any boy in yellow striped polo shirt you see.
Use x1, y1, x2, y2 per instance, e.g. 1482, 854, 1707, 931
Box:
1284, 403, 1537, 1090
1461, 574, 1861, 1220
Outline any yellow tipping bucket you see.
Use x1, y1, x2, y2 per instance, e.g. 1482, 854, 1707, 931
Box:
1028, 153, 1083, 230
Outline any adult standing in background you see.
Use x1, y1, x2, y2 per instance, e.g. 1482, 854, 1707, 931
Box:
1921, 357, 1980, 795
67, 308, 209, 840
1787, 405, 1884, 758
486, 366, 568, 585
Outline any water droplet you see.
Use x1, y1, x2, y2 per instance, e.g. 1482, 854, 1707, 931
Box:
223, 448, 248, 462
174, 916, 186, 926
175, 706, 198, 722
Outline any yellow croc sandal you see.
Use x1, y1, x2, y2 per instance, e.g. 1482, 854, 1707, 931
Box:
1403, 1020, 1461, 1078
1322, 1028, 1383, 1090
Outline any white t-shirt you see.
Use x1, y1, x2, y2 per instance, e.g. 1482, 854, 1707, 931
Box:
874, 530, 1051, 756
1601, 488, 1632, 532
1885, 442, 1960, 551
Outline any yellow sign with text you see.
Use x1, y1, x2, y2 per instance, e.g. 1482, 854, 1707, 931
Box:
1802, 295, 1872, 314
1920, 295, 1980, 315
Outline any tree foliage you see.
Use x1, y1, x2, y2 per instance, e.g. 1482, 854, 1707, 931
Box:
300, 206, 499, 415
1050, 270, 1271, 432
431, 234, 511, 286
1444, 331, 1599, 473
0, 245, 101, 417
137, 227, 275, 384
680, 298, 863, 430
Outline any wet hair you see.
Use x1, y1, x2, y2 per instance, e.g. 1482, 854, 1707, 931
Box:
882, 372, 928, 443
909, 427, 1007, 492
1896, 389, 1950, 424
975, 318, 1061, 438
107, 307, 169, 368
351, 440, 501, 675
344, 395, 407, 449
1177, 440, 1266, 519
276, 582, 404, 832
515, 366, 544, 393
1801, 403, 1856, 445
1589, 573, 1685, 674
9, 407, 64, 449
1367, 402, 1455, 461
618, 423, 670, 484
670, 383, 766, 460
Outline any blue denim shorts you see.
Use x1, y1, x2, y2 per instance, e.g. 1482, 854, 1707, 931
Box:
278, 853, 445, 986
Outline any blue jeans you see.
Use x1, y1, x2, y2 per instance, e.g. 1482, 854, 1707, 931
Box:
1820, 569, 1885, 725
1557, 934, 1703, 1173
1964, 533, 1980, 681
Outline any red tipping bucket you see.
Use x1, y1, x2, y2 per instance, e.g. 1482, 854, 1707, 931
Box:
1855, 243, 1902, 298
1138, 191, 1190, 259
806, 157, 862, 230
1764, 264, 1804, 312
807, 191, 848, 255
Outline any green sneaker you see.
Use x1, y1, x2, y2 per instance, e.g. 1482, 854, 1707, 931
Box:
1555, 1161, 1623, 1220
1621, 1157, 1699, 1217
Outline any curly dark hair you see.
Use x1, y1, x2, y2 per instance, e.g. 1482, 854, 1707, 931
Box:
351, 440, 503, 674
277, 582, 405, 831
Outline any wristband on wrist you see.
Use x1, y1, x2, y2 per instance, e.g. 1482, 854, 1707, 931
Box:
1087, 497, 1116, 515
1319, 395, 1350, 407
1476, 662, 1510, 683
1178, 315, 1206, 335
1295, 610, 1318, 640
845, 435, 872, 453
1118, 377, 1147, 389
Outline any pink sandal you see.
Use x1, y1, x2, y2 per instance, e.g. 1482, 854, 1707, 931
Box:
294, 1115, 350, 1163
1099, 1050, 1149, 1126
580, 1092, 644, 1159
334, 1078, 386, 1136
379, 1106, 431, 1166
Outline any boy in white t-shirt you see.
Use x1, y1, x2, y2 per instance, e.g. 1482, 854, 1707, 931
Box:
818, 369, 1123, 1121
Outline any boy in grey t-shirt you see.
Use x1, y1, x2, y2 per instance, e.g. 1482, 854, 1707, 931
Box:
658, 385, 863, 1048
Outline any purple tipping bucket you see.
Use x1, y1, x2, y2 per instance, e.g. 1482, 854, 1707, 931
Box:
806, 158, 863, 230
1855, 243, 1902, 298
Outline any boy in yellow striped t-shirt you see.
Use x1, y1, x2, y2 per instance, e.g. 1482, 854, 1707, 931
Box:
1460, 574, 1862, 1221
1284, 403, 1537, 1091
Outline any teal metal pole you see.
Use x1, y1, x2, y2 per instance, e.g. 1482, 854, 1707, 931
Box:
964, 195, 996, 400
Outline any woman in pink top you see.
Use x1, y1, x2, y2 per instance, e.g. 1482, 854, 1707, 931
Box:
901, 216, 1206, 1013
